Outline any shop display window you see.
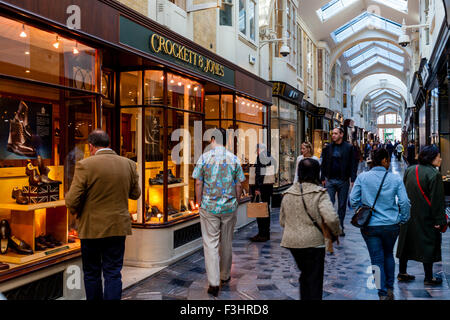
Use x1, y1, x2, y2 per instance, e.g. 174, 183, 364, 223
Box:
205, 95, 220, 119
271, 98, 298, 187
120, 71, 141, 106
0, 16, 97, 92
0, 78, 97, 269
279, 120, 296, 186
167, 73, 203, 112
222, 95, 234, 119
144, 70, 164, 105
236, 96, 264, 124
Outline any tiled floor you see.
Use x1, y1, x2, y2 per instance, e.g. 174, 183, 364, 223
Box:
122, 158, 450, 300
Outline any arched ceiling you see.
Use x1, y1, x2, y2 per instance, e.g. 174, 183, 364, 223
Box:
298, 0, 420, 117
351, 73, 407, 113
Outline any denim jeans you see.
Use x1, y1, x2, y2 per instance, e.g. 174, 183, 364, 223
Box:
361, 224, 400, 297
81, 236, 126, 300
326, 179, 350, 230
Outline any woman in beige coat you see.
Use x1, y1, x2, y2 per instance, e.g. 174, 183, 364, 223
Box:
280, 158, 341, 300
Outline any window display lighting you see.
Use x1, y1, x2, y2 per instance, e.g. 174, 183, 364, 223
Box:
19, 24, 27, 38
52, 36, 60, 49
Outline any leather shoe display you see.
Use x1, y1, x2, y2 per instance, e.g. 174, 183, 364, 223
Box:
0, 220, 11, 254
167, 205, 178, 215
36, 235, 54, 248
180, 204, 187, 212
149, 173, 163, 185
37, 156, 61, 185
151, 206, 162, 218
8, 235, 33, 255
0, 262, 9, 271
25, 160, 42, 186
167, 169, 182, 184
34, 239, 47, 251
11, 187, 29, 205
44, 234, 62, 247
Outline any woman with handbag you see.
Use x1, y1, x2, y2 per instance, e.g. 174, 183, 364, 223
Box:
280, 158, 341, 300
396, 145, 446, 285
349, 148, 410, 300
249, 143, 275, 242
293, 142, 320, 183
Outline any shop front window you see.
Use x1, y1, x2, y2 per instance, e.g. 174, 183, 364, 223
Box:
144, 70, 164, 105
168, 73, 203, 112
279, 120, 296, 186
0, 16, 97, 92
120, 71, 141, 106
236, 96, 264, 124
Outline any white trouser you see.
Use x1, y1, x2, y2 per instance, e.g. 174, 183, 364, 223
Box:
199, 208, 237, 287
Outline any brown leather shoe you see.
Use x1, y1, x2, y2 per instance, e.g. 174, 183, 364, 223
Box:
207, 285, 219, 297
11, 187, 28, 205
0, 262, 9, 271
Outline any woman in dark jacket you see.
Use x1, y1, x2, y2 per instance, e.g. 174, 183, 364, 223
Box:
396, 145, 447, 285
250, 143, 275, 242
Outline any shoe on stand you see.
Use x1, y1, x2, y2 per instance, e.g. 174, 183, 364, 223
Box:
44, 234, 62, 247
8, 235, 33, 255
37, 156, 61, 185
11, 187, 29, 205
25, 160, 43, 186
36, 235, 54, 248
0, 220, 11, 254
7, 118, 36, 157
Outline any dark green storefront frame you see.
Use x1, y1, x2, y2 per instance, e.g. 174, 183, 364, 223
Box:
119, 15, 235, 87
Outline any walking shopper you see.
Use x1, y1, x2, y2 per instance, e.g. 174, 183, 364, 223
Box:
406, 140, 416, 166
280, 158, 341, 300
396, 143, 404, 162
65, 130, 141, 300
396, 145, 447, 285
386, 140, 394, 159
294, 142, 320, 183
352, 140, 362, 164
320, 127, 358, 236
249, 143, 275, 242
192, 128, 246, 297
364, 142, 372, 161
350, 148, 410, 300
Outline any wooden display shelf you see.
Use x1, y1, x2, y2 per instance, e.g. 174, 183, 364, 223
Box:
0, 200, 68, 264
148, 182, 188, 189
0, 241, 80, 265
0, 200, 65, 212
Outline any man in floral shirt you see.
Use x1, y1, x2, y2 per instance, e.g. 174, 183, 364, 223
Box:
192, 128, 245, 297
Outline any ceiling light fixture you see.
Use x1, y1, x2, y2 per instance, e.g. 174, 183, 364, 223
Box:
53, 36, 60, 49
24, 51, 30, 55
20, 24, 27, 38
73, 42, 79, 54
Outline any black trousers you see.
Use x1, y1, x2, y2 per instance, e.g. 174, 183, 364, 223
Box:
250, 184, 273, 237
81, 236, 126, 300
289, 247, 325, 300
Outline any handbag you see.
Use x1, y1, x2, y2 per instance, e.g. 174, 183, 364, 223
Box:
415, 165, 448, 233
299, 184, 338, 243
247, 193, 269, 218
351, 171, 388, 228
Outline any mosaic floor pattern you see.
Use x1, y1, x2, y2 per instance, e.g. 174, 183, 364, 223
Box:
122, 158, 450, 300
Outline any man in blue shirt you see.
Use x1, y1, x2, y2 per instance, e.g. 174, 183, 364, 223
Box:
350, 148, 410, 300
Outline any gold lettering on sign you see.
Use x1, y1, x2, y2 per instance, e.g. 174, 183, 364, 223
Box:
149, 34, 225, 78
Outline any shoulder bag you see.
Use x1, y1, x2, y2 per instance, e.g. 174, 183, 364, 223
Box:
299, 184, 338, 243
415, 165, 448, 233
351, 171, 388, 228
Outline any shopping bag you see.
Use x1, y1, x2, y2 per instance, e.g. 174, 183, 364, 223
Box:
247, 194, 269, 218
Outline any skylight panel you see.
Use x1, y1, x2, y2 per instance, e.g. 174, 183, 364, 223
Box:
347, 47, 404, 67
370, 89, 402, 100
351, 56, 403, 74
331, 12, 402, 43
373, 0, 408, 13
375, 98, 401, 107
343, 42, 372, 57
375, 41, 404, 54
316, 0, 359, 22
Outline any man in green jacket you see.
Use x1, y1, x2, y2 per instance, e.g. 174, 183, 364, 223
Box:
66, 130, 141, 300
